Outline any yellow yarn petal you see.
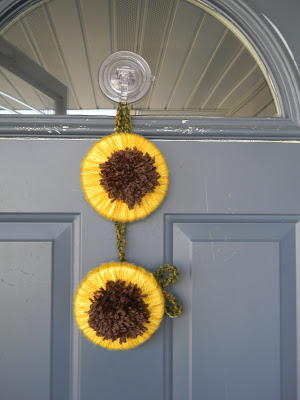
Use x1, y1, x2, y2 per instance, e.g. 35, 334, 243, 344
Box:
74, 262, 165, 350
81, 133, 169, 222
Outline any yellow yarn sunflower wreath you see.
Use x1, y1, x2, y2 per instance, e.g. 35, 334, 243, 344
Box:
74, 262, 165, 350
81, 104, 168, 222
75, 102, 182, 350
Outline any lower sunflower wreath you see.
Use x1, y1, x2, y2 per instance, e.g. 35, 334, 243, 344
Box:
74, 261, 181, 350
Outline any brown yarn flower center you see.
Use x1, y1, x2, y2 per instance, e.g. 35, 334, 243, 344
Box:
88, 280, 150, 344
99, 147, 160, 209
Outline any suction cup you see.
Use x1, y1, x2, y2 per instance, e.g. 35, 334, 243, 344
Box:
99, 51, 153, 103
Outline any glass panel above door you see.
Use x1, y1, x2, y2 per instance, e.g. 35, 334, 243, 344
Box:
0, 0, 278, 117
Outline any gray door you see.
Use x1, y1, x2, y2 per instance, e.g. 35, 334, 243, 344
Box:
0, 137, 299, 400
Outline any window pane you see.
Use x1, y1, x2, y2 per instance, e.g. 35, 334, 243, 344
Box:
0, 0, 278, 117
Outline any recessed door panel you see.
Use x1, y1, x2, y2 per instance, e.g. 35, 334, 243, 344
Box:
169, 216, 298, 400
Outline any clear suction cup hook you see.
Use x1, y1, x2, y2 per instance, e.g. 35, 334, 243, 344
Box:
99, 51, 153, 103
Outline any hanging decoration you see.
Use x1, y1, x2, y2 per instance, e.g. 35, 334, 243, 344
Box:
74, 102, 182, 350
81, 103, 168, 222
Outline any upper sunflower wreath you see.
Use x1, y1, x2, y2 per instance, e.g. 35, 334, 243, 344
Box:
81, 103, 169, 222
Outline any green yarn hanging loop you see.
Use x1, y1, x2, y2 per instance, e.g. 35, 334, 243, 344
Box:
153, 264, 182, 318
115, 102, 132, 133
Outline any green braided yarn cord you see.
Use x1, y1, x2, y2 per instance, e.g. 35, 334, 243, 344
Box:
114, 102, 133, 261
115, 222, 126, 262
115, 102, 133, 133
163, 290, 183, 318
153, 264, 182, 318
153, 263, 179, 288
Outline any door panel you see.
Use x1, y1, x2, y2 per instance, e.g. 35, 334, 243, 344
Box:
0, 241, 52, 400
170, 216, 298, 400
0, 216, 78, 400
0, 139, 299, 400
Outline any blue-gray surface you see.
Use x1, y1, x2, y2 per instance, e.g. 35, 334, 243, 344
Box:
0, 140, 299, 399
0, 0, 300, 399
